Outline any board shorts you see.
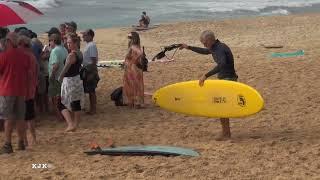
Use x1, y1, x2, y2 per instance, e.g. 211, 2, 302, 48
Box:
81, 64, 99, 93
25, 99, 35, 121
0, 96, 25, 121
48, 79, 61, 97
37, 75, 49, 95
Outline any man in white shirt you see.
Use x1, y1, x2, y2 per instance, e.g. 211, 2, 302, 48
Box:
81, 29, 99, 115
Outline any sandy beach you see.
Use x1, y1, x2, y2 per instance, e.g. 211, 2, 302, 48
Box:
1, 13, 320, 179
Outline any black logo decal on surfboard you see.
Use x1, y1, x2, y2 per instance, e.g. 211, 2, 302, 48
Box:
174, 97, 181, 101
237, 95, 246, 107
213, 97, 227, 104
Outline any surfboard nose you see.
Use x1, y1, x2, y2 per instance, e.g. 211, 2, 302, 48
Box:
152, 93, 158, 105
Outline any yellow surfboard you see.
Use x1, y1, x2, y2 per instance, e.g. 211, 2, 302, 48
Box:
152, 80, 264, 118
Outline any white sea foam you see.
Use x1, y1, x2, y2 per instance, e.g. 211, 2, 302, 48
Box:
169, 0, 320, 13
261, 9, 290, 16
23, 0, 62, 9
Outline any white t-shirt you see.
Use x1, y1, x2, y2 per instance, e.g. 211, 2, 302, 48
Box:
83, 41, 98, 66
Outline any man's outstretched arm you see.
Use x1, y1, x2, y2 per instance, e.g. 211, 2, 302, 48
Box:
179, 44, 211, 55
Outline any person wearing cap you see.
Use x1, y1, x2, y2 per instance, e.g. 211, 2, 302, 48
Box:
0, 32, 31, 154
37, 27, 60, 114
81, 29, 99, 114
46, 27, 61, 37
48, 33, 68, 121
179, 30, 238, 141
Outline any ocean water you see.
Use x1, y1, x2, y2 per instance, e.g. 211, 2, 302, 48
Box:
4, 0, 320, 33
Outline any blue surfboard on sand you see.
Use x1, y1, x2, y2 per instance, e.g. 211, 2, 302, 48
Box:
84, 145, 199, 157
271, 50, 304, 58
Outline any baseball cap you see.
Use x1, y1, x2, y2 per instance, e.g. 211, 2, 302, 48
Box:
46, 27, 61, 37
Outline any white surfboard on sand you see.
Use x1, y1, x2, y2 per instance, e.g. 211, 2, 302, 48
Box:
99, 60, 124, 64
132, 24, 161, 31
97, 60, 123, 68
97, 58, 174, 68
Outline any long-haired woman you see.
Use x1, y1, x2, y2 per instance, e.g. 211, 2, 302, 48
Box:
123, 31, 144, 108
58, 33, 84, 132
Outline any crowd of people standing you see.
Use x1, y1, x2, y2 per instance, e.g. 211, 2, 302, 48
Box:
0, 21, 100, 154
0, 14, 239, 154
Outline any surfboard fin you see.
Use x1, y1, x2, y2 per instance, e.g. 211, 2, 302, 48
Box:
90, 142, 102, 151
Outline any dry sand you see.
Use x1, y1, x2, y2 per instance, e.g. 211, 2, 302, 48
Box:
1, 13, 320, 179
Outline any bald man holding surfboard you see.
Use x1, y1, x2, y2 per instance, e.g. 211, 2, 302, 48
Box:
180, 30, 238, 141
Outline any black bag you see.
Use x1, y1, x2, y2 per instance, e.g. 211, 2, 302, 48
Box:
79, 67, 86, 80
137, 46, 148, 72
110, 87, 125, 106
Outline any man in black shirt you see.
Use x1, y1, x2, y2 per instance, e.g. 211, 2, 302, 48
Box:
180, 30, 238, 141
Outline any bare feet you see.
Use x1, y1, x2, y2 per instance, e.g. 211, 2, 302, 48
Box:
73, 120, 79, 129
30, 137, 37, 146
24, 138, 29, 147
134, 104, 146, 109
65, 126, 76, 132
85, 111, 95, 115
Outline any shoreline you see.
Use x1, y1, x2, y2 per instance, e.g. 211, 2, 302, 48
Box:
19, 9, 320, 34
72, 11, 320, 32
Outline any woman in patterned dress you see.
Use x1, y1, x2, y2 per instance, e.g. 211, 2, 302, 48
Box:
123, 32, 144, 108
